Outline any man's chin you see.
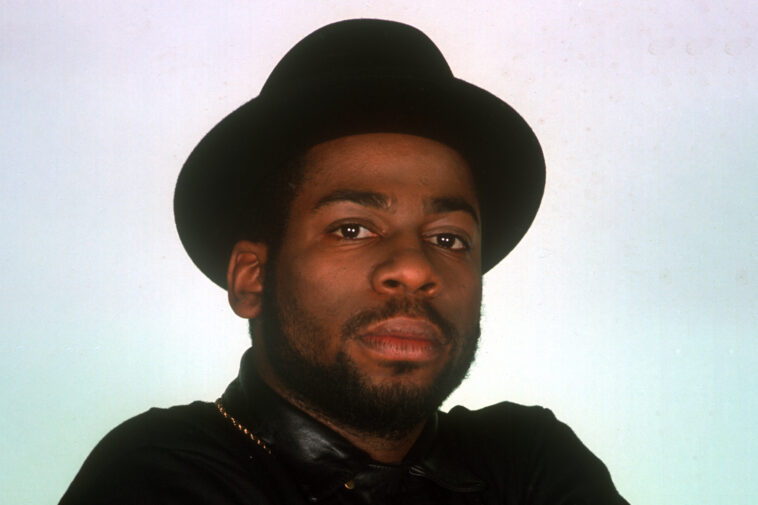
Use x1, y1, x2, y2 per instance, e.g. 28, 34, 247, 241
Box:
275, 348, 471, 439
261, 324, 480, 439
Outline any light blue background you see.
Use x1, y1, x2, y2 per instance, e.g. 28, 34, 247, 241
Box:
1, 1, 756, 503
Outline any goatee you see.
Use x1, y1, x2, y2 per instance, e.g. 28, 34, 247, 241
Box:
253, 273, 480, 440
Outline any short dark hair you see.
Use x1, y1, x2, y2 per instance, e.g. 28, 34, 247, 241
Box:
242, 151, 308, 256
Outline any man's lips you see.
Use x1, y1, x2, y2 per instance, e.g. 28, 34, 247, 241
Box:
356, 317, 444, 362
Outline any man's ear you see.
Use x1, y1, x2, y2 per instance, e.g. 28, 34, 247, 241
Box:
227, 240, 268, 319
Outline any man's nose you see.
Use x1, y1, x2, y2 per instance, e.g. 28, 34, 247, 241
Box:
370, 239, 441, 297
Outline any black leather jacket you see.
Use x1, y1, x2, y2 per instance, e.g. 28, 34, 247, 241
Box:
60, 349, 629, 504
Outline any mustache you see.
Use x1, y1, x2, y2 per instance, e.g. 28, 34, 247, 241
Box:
340, 297, 458, 345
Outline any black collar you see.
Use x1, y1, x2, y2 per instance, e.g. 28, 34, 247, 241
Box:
221, 348, 485, 502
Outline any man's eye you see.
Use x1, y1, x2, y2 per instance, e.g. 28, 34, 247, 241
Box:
430, 233, 469, 251
331, 223, 375, 240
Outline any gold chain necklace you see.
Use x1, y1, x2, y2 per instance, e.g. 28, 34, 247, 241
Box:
215, 399, 273, 455
215, 398, 357, 490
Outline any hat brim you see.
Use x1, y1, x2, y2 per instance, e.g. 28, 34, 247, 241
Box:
174, 73, 545, 288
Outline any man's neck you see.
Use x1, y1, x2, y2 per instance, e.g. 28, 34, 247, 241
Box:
255, 356, 425, 463
280, 390, 426, 463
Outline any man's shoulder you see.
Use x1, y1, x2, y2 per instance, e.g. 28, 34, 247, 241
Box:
445, 399, 551, 420
90, 401, 226, 452
436, 401, 564, 458
441, 400, 557, 438
59, 401, 277, 505
71, 401, 237, 468
438, 401, 630, 504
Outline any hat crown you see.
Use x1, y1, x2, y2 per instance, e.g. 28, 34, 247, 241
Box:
261, 19, 452, 95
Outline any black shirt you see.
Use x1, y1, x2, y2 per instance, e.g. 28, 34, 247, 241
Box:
60, 349, 629, 504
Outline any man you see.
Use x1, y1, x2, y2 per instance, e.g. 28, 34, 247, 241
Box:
61, 19, 628, 504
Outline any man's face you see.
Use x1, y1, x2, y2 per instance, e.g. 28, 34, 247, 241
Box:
259, 133, 483, 437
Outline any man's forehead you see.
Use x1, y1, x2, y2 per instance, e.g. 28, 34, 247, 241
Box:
301, 133, 470, 172
291, 134, 479, 216
298, 133, 476, 188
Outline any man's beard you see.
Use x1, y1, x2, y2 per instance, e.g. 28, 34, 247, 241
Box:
254, 269, 481, 440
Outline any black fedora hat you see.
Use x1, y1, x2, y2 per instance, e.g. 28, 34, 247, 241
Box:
174, 19, 545, 289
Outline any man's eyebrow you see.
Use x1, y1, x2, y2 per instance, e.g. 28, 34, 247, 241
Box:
425, 196, 480, 224
312, 190, 391, 212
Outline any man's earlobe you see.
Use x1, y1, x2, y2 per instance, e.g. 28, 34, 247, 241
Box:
227, 241, 268, 319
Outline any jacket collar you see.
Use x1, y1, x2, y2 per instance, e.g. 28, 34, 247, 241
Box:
221, 348, 485, 501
